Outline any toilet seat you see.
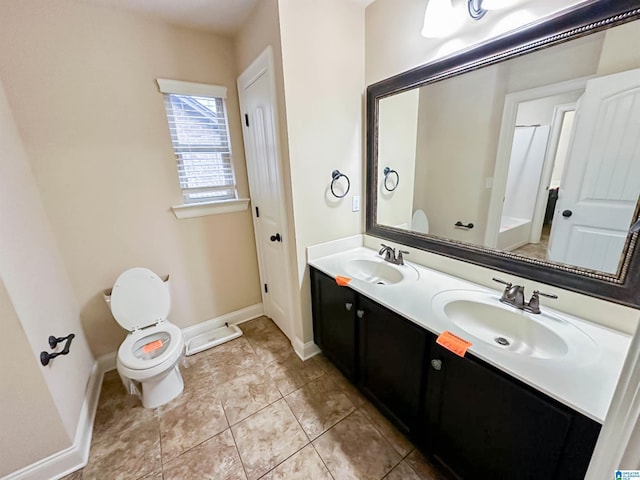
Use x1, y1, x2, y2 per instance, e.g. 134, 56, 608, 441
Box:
118, 322, 183, 371
110, 267, 182, 371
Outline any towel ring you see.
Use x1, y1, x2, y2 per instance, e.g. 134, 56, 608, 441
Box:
330, 170, 350, 198
383, 167, 399, 192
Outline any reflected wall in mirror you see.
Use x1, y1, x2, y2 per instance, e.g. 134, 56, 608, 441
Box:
368, 2, 640, 307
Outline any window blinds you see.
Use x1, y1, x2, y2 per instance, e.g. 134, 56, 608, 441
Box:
158, 80, 236, 204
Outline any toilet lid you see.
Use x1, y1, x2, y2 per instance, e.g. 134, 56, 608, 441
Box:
411, 209, 429, 234
110, 268, 170, 331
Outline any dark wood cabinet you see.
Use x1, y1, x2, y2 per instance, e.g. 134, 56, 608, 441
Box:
311, 268, 358, 380
358, 295, 430, 435
424, 344, 600, 480
310, 266, 601, 479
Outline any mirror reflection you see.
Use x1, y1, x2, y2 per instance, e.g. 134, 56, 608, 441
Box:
376, 20, 640, 275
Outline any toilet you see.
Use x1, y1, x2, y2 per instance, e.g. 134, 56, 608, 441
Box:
411, 209, 430, 234
109, 267, 185, 408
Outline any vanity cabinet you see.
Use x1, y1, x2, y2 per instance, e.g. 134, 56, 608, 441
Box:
358, 294, 430, 435
311, 268, 358, 380
310, 267, 601, 479
311, 267, 429, 432
423, 344, 600, 480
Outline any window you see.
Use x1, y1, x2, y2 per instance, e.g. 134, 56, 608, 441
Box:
157, 79, 237, 205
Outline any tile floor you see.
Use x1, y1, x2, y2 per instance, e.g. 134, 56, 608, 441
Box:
63, 316, 449, 480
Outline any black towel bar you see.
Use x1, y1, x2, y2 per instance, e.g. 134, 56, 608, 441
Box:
40, 333, 75, 366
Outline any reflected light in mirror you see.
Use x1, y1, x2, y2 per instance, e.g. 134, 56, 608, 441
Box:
422, 0, 464, 38
489, 9, 537, 37
482, 0, 529, 10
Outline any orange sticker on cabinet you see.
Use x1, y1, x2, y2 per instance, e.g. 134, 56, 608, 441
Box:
143, 339, 164, 353
436, 331, 472, 357
335, 276, 352, 286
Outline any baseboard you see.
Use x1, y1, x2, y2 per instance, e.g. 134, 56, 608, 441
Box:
181, 303, 264, 342
2, 361, 104, 480
97, 350, 117, 373
293, 337, 321, 361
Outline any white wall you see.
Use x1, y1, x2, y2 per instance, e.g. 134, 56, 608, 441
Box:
365, 0, 591, 85
377, 90, 419, 229
0, 0, 262, 357
0, 78, 94, 474
278, 0, 365, 343
414, 66, 503, 244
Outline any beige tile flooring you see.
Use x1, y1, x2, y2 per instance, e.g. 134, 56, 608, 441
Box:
63, 316, 448, 480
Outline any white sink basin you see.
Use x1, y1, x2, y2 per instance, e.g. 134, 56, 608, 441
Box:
431, 290, 598, 361
343, 257, 416, 285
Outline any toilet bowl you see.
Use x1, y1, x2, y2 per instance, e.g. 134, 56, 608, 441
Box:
110, 267, 185, 408
411, 209, 430, 234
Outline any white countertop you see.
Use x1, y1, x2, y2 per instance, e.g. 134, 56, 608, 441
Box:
308, 244, 631, 423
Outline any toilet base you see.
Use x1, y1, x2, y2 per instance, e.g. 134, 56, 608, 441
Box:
140, 365, 184, 408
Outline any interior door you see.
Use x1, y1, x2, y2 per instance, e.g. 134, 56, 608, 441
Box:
548, 68, 640, 273
238, 48, 293, 340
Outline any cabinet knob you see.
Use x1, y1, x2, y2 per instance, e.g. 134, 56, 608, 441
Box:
431, 359, 442, 371
345, 302, 353, 311
356, 309, 364, 319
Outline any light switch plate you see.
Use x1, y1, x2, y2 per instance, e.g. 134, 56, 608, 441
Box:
352, 195, 360, 212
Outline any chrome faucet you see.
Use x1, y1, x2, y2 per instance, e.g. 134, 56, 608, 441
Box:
493, 278, 557, 313
379, 244, 409, 265
494, 278, 526, 309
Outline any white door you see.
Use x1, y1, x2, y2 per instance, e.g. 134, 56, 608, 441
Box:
548, 68, 640, 273
238, 47, 293, 340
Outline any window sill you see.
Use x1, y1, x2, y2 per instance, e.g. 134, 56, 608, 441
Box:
171, 198, 250, 219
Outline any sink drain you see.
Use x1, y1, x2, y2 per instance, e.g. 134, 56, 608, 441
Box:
495, 337, 510, 346
377, 281, 386, 285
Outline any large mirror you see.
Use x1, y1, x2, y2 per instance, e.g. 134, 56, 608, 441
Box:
367, 1, 640, 308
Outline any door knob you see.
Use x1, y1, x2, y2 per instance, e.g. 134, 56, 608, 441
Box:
431, 359, 442, 371
270, 233, 282, 242
562, 210, 573, 218
345, 302, 353, 311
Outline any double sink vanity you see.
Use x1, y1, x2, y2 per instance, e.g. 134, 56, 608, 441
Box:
308, 3, 640, 478
308, 240, 630, 479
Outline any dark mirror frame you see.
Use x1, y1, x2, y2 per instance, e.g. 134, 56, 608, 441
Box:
366, 0, 640, 309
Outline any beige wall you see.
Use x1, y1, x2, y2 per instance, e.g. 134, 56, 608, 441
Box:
365, 0, 590, 85
377, 90, 419, 229
0, 279, 70, 476
597, 21, 640, 76
414, 66, 503, 245
278, 0, 365, 342
0, 0, 262, 357
234, 0, 305, 342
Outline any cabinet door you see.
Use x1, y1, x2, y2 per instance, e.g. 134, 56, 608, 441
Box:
359, 295, 429, 434
425, 345, 575, 480
310, 268, 357, 380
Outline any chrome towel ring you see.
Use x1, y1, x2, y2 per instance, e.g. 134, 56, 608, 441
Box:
330, 170, 350, 198
383, 167, 399, 192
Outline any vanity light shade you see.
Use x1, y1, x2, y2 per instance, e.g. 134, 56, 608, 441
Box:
422, 0, 464, 38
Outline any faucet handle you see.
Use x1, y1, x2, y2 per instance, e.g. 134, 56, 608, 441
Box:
397, 250, 409, 265
533, 290, 558, 299
492, 277, 512, 288
527, 290, 558, 314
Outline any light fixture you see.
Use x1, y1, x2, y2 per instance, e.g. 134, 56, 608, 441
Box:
422, 0, 526, 38
421, 0, 464, 38
467, 0, 486, 19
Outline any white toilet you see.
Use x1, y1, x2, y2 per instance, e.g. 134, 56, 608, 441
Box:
411, 209, 430, 234
109, 267, 185, 408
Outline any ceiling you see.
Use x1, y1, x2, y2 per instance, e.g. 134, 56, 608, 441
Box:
79, 0, 375, 35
